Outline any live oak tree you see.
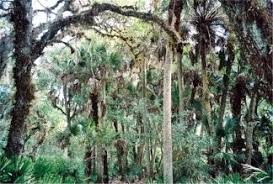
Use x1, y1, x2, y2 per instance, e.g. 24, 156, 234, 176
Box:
5, 0, 35, 156
1, 0, 181, 157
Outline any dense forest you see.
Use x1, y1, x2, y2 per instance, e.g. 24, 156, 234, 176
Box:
0, 0, 272, 183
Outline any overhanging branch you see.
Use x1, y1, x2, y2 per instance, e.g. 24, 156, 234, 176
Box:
32, 2, 182, 60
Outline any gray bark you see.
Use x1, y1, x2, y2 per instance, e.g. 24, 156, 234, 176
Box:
0, 35, 13, 79
163, 43, 173, 183
246, 92, 257, 165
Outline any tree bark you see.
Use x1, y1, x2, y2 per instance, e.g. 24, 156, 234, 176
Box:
216, 43, 234, 151
84, 146, 96, 180
200, 46, 213, 136
63, 84, 73, 157
114, 139, 128, 181
168, 0, 184, 125
103, 150, 109, 182
163, 43, 173, 184
246, 92, 257, 165
162, 0, 184, 182
93, 80, 109, 183
230, 75, 246, 172
5, 0, 34, 156
136, 114, 145, 170
176, 46, 184, 124
231, 76, 246, 151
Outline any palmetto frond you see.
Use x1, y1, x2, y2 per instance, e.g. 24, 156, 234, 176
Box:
190, 0, 226, 48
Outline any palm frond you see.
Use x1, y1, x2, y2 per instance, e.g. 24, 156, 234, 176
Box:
190, 0, 226, 49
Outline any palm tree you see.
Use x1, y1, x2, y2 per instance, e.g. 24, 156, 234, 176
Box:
190, 0, 225, 137
163, 42, 173, 184
162, 0, 185, 182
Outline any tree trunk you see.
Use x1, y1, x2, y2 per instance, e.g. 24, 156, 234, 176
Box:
96, 143, 104, 183
216, 44, 234, 151
63, 84, 72, 157
231, 76, 246, 151
93, 79, 109, 183
176, 46, 184, 124
200, 45, 216, 173
142, 57, 154, 179
163, 43, 173, 184
5, 0, 34, 156
96, 134, 109, 184
114, 139, 128, 181
200, 47, 213, 136
101, 148, 109, 183
246, 92, 257, 165
161, 0, 183, 181
84, 146, 96, 180
168, 0, 184, 125
231, 75, 246, 172
136, 114, 145, 169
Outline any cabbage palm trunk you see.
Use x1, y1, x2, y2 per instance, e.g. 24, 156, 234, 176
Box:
163, 43, 173, 184
176, 46, 184, 123
230, 75, 246, 172
95, 79, 109, 183
200, 46, 213, 136
246, 92, 257, 165
163, 0, 183, 182
216, 42, 234, 151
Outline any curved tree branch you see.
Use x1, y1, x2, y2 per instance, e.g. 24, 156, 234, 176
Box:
32, 2, 182, 60
1, 2, 182, 79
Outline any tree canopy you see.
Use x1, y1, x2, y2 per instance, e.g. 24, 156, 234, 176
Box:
0, 0, 272, 183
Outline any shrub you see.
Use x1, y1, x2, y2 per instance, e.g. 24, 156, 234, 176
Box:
0, 155, 34, 183
213, 173, 245, 184
33, 157, 58, 179
172, 123, 209, 182
33, 156, 85, 183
